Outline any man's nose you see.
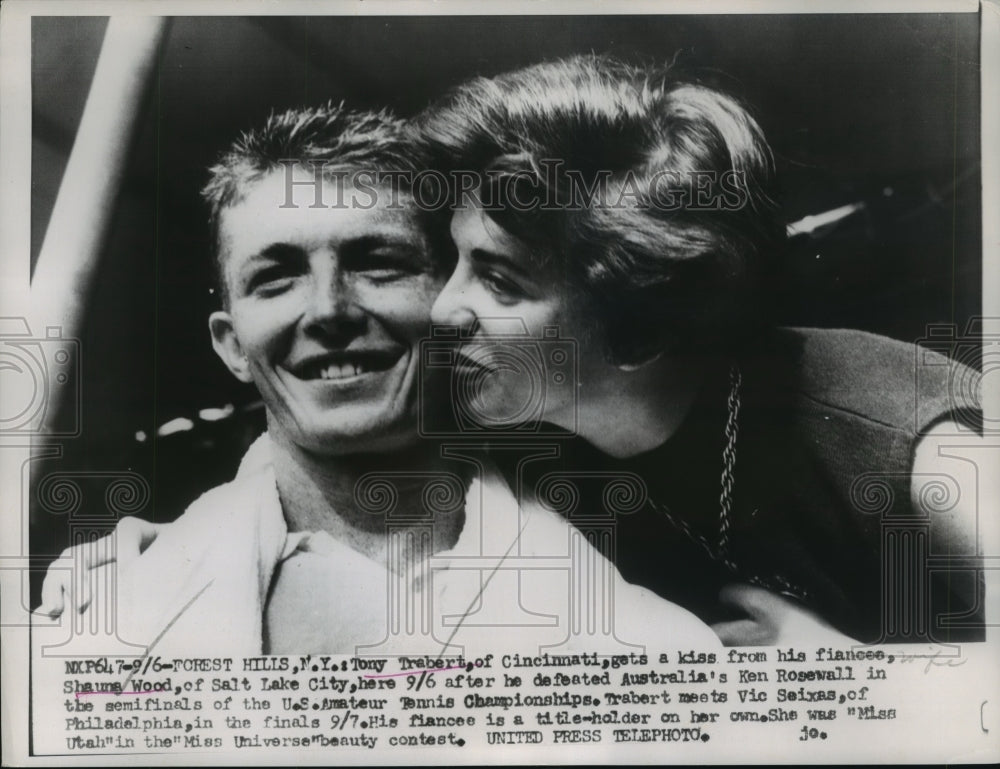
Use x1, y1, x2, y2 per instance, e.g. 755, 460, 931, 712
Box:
430, 270, 476, 330
303, 269, 365, 333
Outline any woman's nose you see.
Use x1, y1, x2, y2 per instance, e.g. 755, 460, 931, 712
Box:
430, 270, 477, 330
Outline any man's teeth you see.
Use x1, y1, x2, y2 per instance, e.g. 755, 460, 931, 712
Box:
318, 363, 365, 380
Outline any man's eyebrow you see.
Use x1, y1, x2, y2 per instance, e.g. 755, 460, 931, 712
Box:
344, 233, 425, 250
246, 243, 304, 263
339, 234, 431, 263
469, 248, 532, 279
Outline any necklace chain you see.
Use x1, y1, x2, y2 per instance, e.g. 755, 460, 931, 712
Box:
717, 363, 742, 571
646, 363, 741, 570
647, 363, 809, 602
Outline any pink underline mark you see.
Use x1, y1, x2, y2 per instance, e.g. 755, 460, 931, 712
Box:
363, 664, 468, 679
75, 689, 164, 699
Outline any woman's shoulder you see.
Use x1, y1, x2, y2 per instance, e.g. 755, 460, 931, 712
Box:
754, 326, 972, 435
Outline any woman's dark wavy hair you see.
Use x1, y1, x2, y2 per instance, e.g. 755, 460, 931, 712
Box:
410, 55, 785, 364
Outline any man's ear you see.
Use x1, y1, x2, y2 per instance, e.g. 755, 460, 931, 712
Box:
209, 311, 253, 383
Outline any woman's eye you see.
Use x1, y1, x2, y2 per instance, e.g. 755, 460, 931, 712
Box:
482, 271, 526, 302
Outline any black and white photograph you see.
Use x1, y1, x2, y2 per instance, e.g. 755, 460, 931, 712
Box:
2, 0, 998, 764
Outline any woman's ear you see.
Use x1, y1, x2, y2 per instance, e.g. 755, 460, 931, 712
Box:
209, 311, 253, 383
617, 351, 663, 372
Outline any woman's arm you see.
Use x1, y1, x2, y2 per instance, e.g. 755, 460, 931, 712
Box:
710, 584, 858, 646
911, 420, 992, 554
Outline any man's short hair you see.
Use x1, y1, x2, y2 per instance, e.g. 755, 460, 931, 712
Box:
411, 55, 785, 363
202, 101, 450, 305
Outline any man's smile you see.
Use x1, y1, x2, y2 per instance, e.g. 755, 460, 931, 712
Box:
290, 349, 405, 382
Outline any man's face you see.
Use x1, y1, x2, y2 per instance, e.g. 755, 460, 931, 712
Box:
209, 168, 444, 455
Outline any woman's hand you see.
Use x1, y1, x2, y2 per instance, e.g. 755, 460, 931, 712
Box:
710, 583, 857, 646
36, 517, 162, 618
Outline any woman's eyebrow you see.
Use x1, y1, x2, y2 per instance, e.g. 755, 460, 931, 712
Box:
469, 248, 532, 279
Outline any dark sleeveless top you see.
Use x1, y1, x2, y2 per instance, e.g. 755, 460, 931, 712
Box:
505, 327, 984, 643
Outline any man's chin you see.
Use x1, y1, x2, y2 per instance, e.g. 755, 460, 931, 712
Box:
293, 420, 422, 457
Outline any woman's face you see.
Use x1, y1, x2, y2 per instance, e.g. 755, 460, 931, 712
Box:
430, 204, 602, 433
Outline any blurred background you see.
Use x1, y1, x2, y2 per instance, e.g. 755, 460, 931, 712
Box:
27, 13, 981, 596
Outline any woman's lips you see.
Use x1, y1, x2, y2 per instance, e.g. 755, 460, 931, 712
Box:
454, 348, 499, 375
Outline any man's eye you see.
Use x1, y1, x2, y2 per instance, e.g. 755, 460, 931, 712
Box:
247, 267, 294, 294
362, 251, 423, 281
